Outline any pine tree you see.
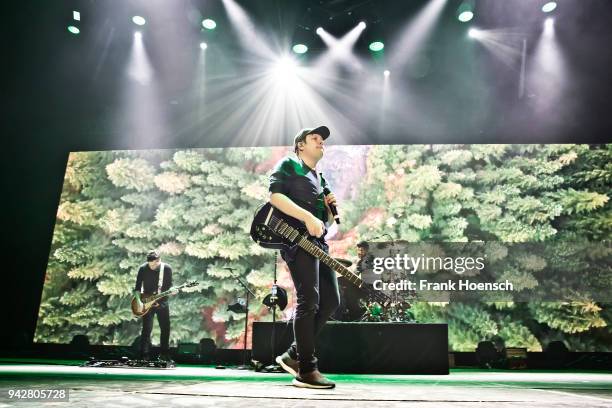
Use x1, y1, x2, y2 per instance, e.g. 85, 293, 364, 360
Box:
36, 148, 283, 348
343, 144, 610, 351
35, 144, 610, 352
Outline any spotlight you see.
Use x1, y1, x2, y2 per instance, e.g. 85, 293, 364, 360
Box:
202, 19, 217, 30
316, 27, 324, 36
458, 11, 474, 22
369, 41, 384, 52
292, 44, 308, 54
542, 2, 557, 13
67, 25, 80, 35
383, 70, 390, 77
134, 31, 142, 40
457, 2, 475, 23
274, 56, 297, 72
200, 42, 208, 50
272, 56, 299, 84
73, 11, 81, 21
468, 28, 479, 38
132, 16, 146, 26
358, 21, 367, 30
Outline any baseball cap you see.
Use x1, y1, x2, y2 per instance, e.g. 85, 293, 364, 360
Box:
293, 126, 330, 151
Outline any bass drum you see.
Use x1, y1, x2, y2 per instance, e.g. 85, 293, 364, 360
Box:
331, 276, 366, 322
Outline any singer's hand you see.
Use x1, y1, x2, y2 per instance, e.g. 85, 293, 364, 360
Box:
305, 214, 325, 238
324, 193, 337, 209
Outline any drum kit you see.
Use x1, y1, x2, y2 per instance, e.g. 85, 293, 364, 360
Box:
332, 258, 414, 323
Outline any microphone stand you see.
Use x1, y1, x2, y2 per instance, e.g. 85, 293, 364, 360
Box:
263, 252, 284, 373
226, 267, 256, 370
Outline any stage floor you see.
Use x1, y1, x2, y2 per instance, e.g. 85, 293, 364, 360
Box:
0, 360, 611, 407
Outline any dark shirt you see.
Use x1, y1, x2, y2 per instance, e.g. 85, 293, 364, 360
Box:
269, 155, 329, 224
134, 263, 173, 305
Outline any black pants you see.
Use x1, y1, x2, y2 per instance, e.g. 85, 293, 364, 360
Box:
283, 245, 340, 374
140, 303, 170, 358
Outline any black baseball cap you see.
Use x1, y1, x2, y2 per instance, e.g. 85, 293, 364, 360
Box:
357, 241, 370, 249
146, 250, 160, 261
293, 126, 330, 151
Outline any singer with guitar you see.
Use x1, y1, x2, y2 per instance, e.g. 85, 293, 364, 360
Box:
133, 250, 175, 361
269, 126, 340, 389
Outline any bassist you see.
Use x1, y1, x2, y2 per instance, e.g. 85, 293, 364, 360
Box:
270, 126, 340, 389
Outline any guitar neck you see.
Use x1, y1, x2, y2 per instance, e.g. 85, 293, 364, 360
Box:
269, 213, 390, 305
297, 235, 390, 304
147, 284, 183, 302
297, 236, 364, 288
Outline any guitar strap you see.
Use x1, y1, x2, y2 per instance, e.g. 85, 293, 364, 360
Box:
158, 262, 165, 294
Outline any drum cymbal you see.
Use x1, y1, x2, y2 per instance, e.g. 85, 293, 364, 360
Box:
334, 258, 352, 268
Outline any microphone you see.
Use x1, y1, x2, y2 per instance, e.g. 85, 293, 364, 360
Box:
323, 187, 340, 224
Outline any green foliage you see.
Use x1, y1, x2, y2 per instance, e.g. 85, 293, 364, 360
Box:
36, 148, 275, 348
345, 144, 610, 351
529, 302, 607, 334
35, 144, 611, 352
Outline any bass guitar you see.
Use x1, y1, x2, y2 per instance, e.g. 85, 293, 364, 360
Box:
250, 203, 390, 306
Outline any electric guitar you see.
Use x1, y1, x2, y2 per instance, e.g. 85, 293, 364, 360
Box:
250, 203, 390, 306
131, 280, 199, 318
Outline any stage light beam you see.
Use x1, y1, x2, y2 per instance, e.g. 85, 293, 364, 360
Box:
119, 26, 168, 148
221, 0, 275, 59
272, 57, 299, 85
128, 31, 153, 84
545, 18, 554, 35
527, 12, 567, 122
315, 22, 366, 71
464, 27, 525, 68
200, 42, 208, 50
389, 0, 447, 69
